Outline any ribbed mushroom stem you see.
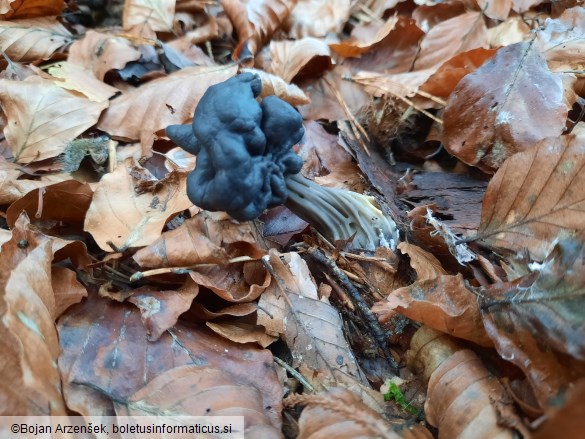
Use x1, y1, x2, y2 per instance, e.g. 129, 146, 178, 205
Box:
284, 173, 399, 250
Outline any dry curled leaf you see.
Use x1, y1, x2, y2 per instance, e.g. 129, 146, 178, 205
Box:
0, 76, 107, 164
443, 41, 576, 173
476, 123, 585, 261
397, 242, 447, 282
243, 67, 310, 106
266, 38, 331, 83
83, 158, 192, 251
98, 64, 237, 154
407, 326, 525, 439
0, 17, 72, 62
68, 30, 142, 81
221, 0, 298, 60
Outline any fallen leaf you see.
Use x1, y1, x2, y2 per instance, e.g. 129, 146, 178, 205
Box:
397, 242, 447, 281
133, 211, 266, 268
535, 7, 585, 72
285, 0, 350, 38
330, 16, 400, 58
206, 321, 277, 347
123, 0, 175, 31
258, 250, 372, 393
98, 64, 237, 153
0, 17, 72, 62
83, 158, 192, 251
6, 180, 93, 228
243, 67, 311, 106
221, 0, 298, 60
58, 294, 283, 428
46, 61, 119, 102
287, 388, 432, 439
115, 365, 282, 437
413, 11, 489, 71
0, 0, 64, 19
50, 266, 87, 318
487, 16, 531, 47
476, 0, 512, 20
266, 38, 331, 83
419, 48, 498, 100
127, 277, 199, 341
407, 326, 525, 438
443, 41, 575, 173
480, 235, 585, 407
68, 30, 142, 81
476, 123, 585, 261
373, 274, 493, 347
0, 75, 107, 164
412, 2, 466, 33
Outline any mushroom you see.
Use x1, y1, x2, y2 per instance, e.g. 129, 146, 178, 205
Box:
166, 73, 398, 250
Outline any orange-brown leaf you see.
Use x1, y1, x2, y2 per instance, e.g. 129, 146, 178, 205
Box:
83, 158, 192, 251
221, 0, 298, 60
266, 38, 331, 83
0, 0, 64, 19
476, 124, 585, 260
0, 76, 107, 164
97, 64, 237, 153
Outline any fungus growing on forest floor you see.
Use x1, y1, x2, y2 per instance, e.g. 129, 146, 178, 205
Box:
166, 73, 398, 250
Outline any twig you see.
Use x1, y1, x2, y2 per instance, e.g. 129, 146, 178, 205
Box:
274, 357, 316, 394
307, 247, 399, 373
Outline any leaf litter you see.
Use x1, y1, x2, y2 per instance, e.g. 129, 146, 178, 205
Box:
0, 1, 584, 438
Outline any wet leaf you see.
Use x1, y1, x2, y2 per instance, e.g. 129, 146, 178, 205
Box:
443, 41, 575, 173
479, 235, 585, 407
476, 124, 585, 261
0, 76, 107, 164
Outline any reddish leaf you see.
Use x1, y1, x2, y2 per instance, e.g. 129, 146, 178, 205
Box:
443, 42, 575, 173
0, 0, 64, 19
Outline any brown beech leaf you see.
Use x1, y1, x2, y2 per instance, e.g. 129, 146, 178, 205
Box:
413, 12, 489, 71
46, 62, 119, 102
476, 0, 511, 20
479, 235, 585, 407
443, 41, 575, 173
189, 260, 271, 302
123, 0, 175, 31
343, 17, 424, 74
419, 48, 497, 100
133, 211, 266, 268
206, 321, 278, 347
298, 120, 351, 177
0, 17, 72, 62
84, 158, 192, 251
51, 267, 87, 318
287, 388, 433, 439
127, 278, 199, 341
221, 0, 298, 60
266, 38, 331, 83
476, 124, 585, 261
258, 251, 371, 392
412, 2, 466, 32
98, 64, 237, 153
0, 0, 64, 19
407, 326, 526, 438
487, 16, 531, 47
373, 274, 493, 348
397, 242, 447, 282
0, 213, 69, 415
6, 180, 93, 228
0, 76, 107, 164
242, 67, 310, 106
0, 161, 54, 204
58, 294, 283, 429
115, 365, 282, 437
535, 7, 585, 72
285, 0, 350, 38
512, 0, 546, 13
68, 30, 141, 81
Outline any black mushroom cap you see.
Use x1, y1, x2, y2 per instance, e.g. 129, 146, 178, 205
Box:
166, 73, 304, 221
